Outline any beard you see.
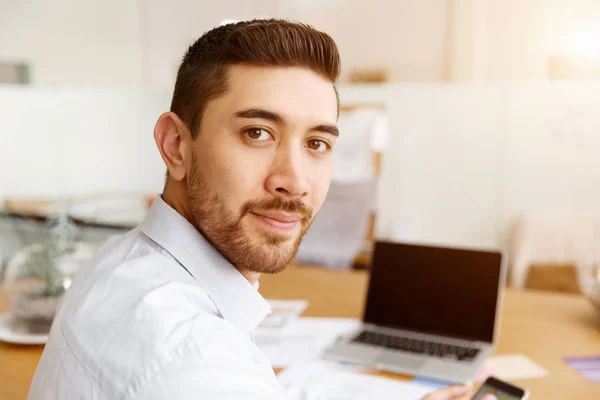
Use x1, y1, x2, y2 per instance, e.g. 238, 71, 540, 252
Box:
187, 153, 314, 274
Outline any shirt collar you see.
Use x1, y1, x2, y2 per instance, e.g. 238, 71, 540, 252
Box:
140, 196, 271, 334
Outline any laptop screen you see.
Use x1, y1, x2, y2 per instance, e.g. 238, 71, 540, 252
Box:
363, 241, 504, 343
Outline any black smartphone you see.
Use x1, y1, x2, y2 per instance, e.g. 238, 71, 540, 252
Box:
472, 376, 529, 400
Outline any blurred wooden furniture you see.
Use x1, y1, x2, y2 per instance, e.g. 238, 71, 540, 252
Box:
525, 263, 581, 294
3, 199, 54, 217
263, 266, 600, 400
348, 68, 389, 83
3, 195, 152, 219
0, 291, 45, 400
508, 215, 600, 289
2, 265, 599, 399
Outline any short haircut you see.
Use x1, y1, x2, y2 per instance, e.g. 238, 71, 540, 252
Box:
170, 19, 341, 138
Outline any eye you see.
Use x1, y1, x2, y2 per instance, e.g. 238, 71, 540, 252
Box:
306, 139, 330, 154
244, 128, 272, 141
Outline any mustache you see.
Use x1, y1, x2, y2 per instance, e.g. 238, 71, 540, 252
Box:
241, 198, 313, 221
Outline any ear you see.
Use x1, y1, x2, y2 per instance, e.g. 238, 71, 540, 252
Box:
153, 112, 191, 181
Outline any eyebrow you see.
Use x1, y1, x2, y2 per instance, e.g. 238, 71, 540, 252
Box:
235, 107, 339, 137
235, 108, 283, 124
310, 124, 339, 137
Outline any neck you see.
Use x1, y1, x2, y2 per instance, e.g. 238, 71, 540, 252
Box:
240, 270, 261, 286
162, 182, 261, 286
162, 181, 194, 225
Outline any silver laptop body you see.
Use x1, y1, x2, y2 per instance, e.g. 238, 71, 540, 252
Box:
325, 241, 506, 383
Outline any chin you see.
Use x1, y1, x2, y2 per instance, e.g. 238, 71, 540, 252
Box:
242, 236, 300, 274
258, 262, 290, 275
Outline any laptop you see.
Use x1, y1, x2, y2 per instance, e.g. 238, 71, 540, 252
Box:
325, 241, 506, 382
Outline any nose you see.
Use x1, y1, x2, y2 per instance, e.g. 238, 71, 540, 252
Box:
265, 143, 310, 201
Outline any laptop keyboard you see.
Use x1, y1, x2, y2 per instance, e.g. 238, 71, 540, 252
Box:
351, 330, 481, 362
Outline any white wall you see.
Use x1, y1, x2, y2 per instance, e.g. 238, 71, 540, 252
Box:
336, 82, 600, 250
141, 0, 450, 87
140, 0, 280, 88
375, 82, 600, 249
279, 0, 448, 83
0, 0, 449, 87
4, 0, 600, 85
0, 87, 170, 198
146, 0, 600, 84
380, 85, 507, 248
451, 0, 600, 81
3, 83, 600, 251
0, 0, 143, 86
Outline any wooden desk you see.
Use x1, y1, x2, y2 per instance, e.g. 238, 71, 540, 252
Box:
259, 266, 600, 399
2, 265, 600, 399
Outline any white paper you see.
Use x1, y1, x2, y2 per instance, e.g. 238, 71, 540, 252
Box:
253, 317, 361, 368
486, 354, 548, 380
332, 109, 387, 184
259, 299, 309, 329
279, 360, 435, 400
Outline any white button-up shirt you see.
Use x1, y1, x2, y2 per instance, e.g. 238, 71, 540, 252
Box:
29, 196, 283, 400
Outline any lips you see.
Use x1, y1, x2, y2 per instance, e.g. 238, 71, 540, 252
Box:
252, 211, 303, 223
251, 211, 303, 231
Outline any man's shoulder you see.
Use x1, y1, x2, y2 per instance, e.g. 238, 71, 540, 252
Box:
45, 230, 236, 396
62, 229, 224, 339
61, 233, 220, 339
64, 276, 228, 351
69, 228, 193, 295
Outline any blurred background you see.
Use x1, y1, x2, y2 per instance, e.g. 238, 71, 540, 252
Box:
2, 0, 600, 292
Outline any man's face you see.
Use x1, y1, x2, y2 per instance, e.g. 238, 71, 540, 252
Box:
187, 65, 338, 274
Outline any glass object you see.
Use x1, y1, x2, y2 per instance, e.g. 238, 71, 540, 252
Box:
2, 214, 94, 333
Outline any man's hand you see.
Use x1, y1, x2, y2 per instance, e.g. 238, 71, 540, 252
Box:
421, 384, 497, 400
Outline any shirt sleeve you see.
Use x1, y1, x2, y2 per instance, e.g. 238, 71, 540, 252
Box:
130, 344, 285, 400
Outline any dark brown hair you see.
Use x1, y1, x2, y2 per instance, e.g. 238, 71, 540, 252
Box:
170, 19, 341, 138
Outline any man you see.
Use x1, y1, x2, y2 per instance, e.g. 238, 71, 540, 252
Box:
29, 19, 494, 400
